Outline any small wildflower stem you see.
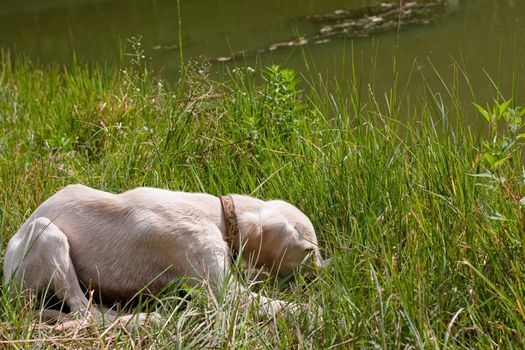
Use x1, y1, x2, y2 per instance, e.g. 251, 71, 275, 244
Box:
176, 0, 184, 78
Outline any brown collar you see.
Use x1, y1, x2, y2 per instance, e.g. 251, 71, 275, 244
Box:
219, 195, 239, 247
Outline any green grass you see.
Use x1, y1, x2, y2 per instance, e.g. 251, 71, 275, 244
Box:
1, 51, 525, 348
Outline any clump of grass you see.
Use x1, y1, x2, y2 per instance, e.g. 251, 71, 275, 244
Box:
1, 49, 525, 348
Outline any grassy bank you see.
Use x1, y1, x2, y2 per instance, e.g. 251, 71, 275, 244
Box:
1, 52, 525, 348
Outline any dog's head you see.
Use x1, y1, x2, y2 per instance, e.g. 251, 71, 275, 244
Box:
237, 200, 323, 277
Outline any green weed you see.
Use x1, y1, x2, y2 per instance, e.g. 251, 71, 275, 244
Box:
1, 52, 525, 348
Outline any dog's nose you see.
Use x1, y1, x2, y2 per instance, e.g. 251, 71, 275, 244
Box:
311, 250, 331, 270
301, 251, 329, 281
318, 256, 332, 269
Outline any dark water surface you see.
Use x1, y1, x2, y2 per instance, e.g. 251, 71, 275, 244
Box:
1, 0, 525, 114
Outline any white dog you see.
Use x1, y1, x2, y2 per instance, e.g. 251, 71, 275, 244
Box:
3, 184, 322, 324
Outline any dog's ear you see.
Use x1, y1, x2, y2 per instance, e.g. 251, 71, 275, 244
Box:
237, 209, 298, 245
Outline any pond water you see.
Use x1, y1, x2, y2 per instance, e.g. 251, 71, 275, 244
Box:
1, 0, 525, 112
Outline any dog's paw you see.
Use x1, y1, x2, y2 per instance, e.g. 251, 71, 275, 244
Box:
117, 312, 164, 330
52, 311, 96, 332
255, 299, 295, 318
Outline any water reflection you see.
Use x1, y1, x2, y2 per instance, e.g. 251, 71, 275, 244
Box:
213, 1, 447, 62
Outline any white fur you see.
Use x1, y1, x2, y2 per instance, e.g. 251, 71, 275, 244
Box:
3, 184, 321, 321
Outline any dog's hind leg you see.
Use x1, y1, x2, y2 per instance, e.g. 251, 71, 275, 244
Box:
4, 217, 94, 315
